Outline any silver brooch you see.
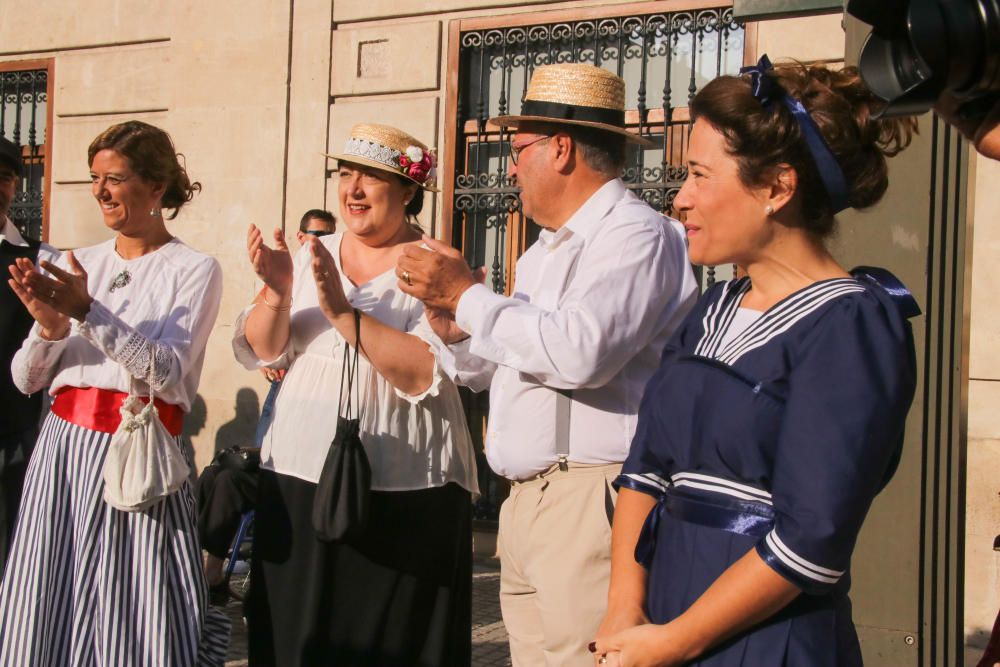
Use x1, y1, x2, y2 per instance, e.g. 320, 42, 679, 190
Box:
108, 269, 132, 292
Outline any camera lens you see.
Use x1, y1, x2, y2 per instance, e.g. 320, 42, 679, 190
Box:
851, 0, 1000, 117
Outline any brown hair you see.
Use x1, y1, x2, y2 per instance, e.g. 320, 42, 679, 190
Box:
88, 121, 201, 220
690, 62, 916, 237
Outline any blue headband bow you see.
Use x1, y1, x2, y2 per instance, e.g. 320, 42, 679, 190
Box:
739, 55, 849, 214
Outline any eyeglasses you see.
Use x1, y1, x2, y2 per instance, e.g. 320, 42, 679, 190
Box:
509, 135, 551, 165
90, 173, 132, 188
303, 229, 332, 238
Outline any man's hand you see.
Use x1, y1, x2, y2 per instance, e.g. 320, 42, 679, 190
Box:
397, 236, 478, 313
935, 93, 1000, 161
425, 306, 469, 344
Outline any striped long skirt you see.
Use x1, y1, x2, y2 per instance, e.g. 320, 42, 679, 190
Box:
0, 413, 230, 666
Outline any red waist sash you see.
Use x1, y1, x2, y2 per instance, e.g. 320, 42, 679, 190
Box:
51, 386, 185, 437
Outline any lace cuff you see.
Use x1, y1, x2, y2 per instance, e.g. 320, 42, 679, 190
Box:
232, 304, 290, 371
77, 301, 177, 390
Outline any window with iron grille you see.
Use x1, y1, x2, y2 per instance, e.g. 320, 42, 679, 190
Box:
1, 63, 51, 242
444, 4, 749, 521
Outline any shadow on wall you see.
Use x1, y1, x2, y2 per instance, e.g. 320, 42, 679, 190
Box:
182, 394, 207, 481
214, 387, 261, 455
966, 621, 1000, 667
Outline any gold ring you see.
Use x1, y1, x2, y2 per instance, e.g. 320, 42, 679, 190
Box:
402, 270, 412, 286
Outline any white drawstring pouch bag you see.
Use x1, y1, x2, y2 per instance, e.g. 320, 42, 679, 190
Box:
103, 356, 190, 512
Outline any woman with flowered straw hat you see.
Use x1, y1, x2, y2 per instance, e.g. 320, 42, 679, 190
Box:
233, 123, 478, 665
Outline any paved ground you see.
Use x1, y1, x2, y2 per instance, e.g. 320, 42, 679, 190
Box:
469, 566, 512, 667
221, 563, 510, 666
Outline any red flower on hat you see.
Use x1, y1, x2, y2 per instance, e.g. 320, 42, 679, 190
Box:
398, 147, 436, 185
408, 163, 430, 183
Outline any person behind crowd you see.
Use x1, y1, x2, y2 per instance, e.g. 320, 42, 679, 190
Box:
197, 209, 336, 602
233, 123, 478, 666
2, 120, 229, 664
197, 433, 261, 605
295, 208, 336, 244
0, 137, 59, 577
397, 63, 698, 665
588, 57, 919, 666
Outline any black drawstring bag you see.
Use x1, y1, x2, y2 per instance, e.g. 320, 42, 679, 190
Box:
312, 309, 371, 542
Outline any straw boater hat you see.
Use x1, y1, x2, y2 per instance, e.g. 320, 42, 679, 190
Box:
324, 123, 439, 192
492, 63, 652, 145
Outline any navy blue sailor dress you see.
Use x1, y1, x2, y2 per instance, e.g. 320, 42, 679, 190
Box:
617, 269, 919, 666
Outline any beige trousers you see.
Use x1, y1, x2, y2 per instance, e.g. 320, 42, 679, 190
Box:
499, 462, 622, 667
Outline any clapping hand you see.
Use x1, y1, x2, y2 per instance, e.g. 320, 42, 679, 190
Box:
422, 263, 487, 345
247, 225, 293, 297
309, 236, 352, 323
8, 251, 93, 339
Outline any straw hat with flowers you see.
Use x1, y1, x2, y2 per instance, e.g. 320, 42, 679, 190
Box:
324, 124, 439, 192
492, 63, 651, 145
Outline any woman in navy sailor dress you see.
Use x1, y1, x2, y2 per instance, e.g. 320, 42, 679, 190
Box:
592, 60, 918, 666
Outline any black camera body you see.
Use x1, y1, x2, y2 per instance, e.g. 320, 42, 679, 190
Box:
847, 0, 1000, 118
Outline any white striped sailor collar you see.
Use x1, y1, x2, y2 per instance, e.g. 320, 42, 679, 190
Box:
536, 177, 626, 250
694, 276, 866, 365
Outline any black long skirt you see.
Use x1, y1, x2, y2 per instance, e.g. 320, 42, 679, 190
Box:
247, 469, 472, 667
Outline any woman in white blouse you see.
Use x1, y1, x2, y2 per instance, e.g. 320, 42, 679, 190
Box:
234, 123, 478, 666
2, 121, 228, 665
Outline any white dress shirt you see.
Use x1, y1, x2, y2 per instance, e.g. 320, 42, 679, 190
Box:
432, 178, 699, 480
2, 216, 60, 266
12, 237, 222, 412
232, 233, 479, 495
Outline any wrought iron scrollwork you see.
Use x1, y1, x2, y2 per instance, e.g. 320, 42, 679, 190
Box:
1, 68, 47, 241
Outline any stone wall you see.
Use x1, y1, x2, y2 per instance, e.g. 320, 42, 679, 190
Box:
966, 151, 1000, 650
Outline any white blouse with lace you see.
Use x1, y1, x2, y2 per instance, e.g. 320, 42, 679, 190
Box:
232, 232, 479, 494
11, 237, 222, 412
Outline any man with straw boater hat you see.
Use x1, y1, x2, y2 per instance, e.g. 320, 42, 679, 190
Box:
398, 63, 698, 664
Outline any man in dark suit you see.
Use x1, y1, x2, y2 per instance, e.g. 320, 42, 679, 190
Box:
0, 137, 58, 574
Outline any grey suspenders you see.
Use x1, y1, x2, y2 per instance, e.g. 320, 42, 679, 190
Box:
550, 237, 583, 473
555, 388, 572, 471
